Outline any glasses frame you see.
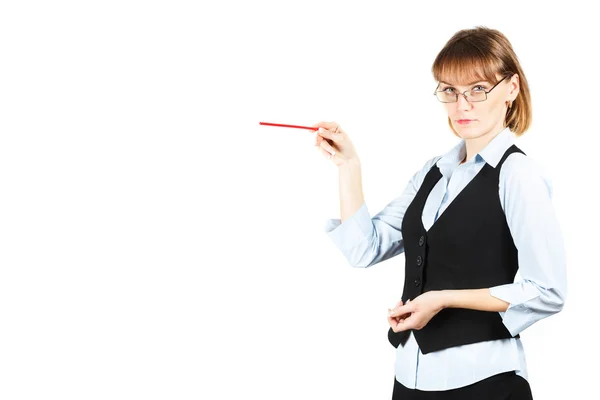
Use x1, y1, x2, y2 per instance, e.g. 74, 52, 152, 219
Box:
433, 75, 510, 103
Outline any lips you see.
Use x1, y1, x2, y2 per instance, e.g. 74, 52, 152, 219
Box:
456, 119, 476, 125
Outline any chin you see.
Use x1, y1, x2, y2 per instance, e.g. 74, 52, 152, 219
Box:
454, 125, 484, 139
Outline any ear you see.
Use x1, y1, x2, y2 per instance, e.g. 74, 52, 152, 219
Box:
508, 73, 520, 102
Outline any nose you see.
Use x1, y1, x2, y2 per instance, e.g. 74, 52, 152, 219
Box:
456, 93, 472, 111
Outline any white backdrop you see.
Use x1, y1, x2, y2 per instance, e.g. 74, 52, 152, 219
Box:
1, 1, 597, 399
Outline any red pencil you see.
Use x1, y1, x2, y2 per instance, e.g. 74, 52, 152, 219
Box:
259, 122, 318, 131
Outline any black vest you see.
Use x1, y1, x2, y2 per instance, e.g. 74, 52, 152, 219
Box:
388, 144, 525, 355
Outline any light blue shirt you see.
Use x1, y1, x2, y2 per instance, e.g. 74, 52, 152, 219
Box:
324, 127, 567, 391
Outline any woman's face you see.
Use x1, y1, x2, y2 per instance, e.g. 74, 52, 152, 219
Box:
438, 73, 519, 139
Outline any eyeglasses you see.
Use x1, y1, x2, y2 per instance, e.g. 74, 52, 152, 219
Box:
433, 75, 510, 103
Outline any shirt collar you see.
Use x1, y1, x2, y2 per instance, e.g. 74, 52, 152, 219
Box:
436, 127, 515, 177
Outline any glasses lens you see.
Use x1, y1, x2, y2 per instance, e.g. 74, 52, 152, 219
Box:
436, 92, 456, 103
467, 90, 487, 102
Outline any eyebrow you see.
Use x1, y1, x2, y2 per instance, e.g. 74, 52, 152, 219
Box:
439, 80, 489, 86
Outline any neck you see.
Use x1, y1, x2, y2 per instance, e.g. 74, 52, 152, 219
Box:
461, 125, 506, 164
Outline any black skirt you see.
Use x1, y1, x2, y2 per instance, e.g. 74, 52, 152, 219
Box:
392, 371, 533, 400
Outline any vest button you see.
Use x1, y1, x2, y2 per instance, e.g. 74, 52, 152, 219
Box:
418, 236, 425, 246
416, 256, 423, 266
414, 279, 421, 287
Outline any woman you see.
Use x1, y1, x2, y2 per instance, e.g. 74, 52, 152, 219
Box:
315, 26, 566, 399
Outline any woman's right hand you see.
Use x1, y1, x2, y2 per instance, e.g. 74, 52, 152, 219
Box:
310, 121, 360, 167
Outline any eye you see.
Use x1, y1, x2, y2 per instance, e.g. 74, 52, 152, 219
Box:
441, 87, 455, 93
472, 85, 487, 92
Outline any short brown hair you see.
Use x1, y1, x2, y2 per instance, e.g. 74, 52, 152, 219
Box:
431, 26, 532, 137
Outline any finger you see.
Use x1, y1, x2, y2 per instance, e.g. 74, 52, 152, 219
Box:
319, 139, 336, 157
389, 303, 414, 318
314, 134, 331, 147
312, 121, 341, 131
308, 122, 324, 131
392, 322, 406, 333
317, 146, 333, 160
314, 135, 323, 146
387, 313, 400, 329
393, 299, 411, 313
389, 311, 412, 320
396, 311, 414, 325
387, 300, 404, 315
395, 319, 412, 331
388, 306, 404, 317
316, 127, 341, 141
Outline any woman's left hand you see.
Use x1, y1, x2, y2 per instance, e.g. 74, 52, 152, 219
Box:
387, 291, 447, 332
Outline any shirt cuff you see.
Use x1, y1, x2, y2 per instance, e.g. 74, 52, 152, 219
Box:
489, 281, 542, 307
323, 202, 373, 254
490, 281, 542, 336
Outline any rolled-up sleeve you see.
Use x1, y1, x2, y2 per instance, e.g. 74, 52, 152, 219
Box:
323, 156, 440, 268
324, 202, 374, 255
489, 154, 567, 336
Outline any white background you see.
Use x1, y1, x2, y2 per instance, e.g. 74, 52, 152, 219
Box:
0, 1, 597, 399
